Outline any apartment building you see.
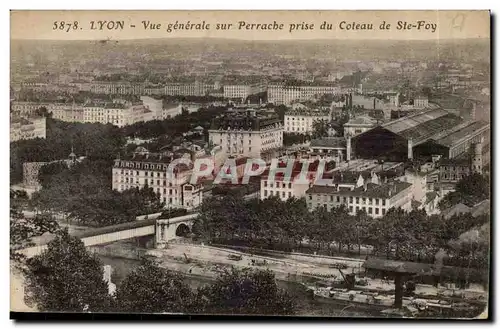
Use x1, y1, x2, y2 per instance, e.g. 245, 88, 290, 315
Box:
414, 95, 429, 109
223, 83, 267, 99
164, 81, 214, 96
10, 115, 47, 142
306, 180, 413, 218
90, 81, 146, 95
268, 84, 342, 105
284, 108, 330, 134
112, 147, 203, 210
208, 110, 283, 160
260, 160, 335, 202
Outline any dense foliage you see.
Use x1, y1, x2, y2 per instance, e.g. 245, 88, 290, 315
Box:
439, 173, 490, 210
24, 230, 112, 312
283, 133, 310, 146
10, 204, 60, 263
195, 267, 295, 315
10, 118, 125, 184
193, 195, 490, 274
121, 105, 227, 139
32, 160, 164, 227
114, 258, 194, 313
24, 241, 295, 315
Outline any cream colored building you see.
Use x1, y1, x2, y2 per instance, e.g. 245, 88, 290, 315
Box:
284, 108, 330, 134
306, 180, 413, 218
268, 84, 342, 105
223, 84, 266, 100
208, 111, 283, 160
112, 147, 203, 210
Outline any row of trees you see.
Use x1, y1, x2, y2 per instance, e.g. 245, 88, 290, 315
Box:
21, 230, 295, 315
193, 195, 489, 271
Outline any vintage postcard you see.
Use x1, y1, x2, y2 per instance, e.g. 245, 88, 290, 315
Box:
10, 10, 491, 319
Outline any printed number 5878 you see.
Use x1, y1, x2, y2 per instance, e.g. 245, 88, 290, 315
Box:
53, 21, 79, 32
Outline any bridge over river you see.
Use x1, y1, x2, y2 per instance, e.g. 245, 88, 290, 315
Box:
19, 213, 199, 258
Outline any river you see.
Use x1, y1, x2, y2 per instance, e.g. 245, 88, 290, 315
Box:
99, 255, 378, 318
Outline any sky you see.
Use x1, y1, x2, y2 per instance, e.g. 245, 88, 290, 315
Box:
10, 10, 490, 41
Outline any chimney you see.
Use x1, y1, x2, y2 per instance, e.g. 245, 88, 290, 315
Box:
408, 138, 413, 160
346, 136, 352, 162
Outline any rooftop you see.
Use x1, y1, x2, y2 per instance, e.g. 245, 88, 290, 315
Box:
306, 180, 412, 199
345, 115, 377, 126
310, 137, 346, 149
436, 121, 489, 147
381, 108, 464, 145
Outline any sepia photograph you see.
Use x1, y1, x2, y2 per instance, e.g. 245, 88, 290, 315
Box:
9, 10, 491, 320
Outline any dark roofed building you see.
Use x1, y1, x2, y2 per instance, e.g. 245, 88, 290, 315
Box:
306, 179, 412, 217
351, 107, 489, 163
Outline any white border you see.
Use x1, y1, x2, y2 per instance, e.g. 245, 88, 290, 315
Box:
3, 1, 497, 328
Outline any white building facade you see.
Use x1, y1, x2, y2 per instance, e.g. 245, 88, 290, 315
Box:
112, 148, 203, 210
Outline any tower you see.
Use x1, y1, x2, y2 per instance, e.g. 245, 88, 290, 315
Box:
471, 102, 477, 121
68, 145, 77, 163
471, 137, 483, 173
346, 135, 352, 162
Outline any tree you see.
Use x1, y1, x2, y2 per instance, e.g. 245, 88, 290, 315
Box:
311, 119, 329, 138
23, 230, 112, 312
195, 267, 295, 315
439, 173, 490, 210
115, 258, 194, 313
10, 206, 60, 263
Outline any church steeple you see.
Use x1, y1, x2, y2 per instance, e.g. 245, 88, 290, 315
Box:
69, 145, 77, 162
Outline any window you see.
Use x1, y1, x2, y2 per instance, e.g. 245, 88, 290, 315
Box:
330, 196, 334, 202
157, 180, 160, 185
264, 181, 267, 187
362, 197, 366, 204
282, 191, 286, 197
336, 196, 340, 202
375, 208, 379, 215
276, 182, 280, 188
309, 195, 312, 200
382, 209, 386, 215
288, 183, 292, 188
163, 188, 166, 193
356, 197, 359, 204
349, 196, 353, 203
288, 192, 292, 198
264, 190, 268, 197
356, 206, 359, 212
382, 199, 386, 206
349, 206, 353, 212
270, 183, 274, 188
368, 207, 372, 214
375, 199, 379, 206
